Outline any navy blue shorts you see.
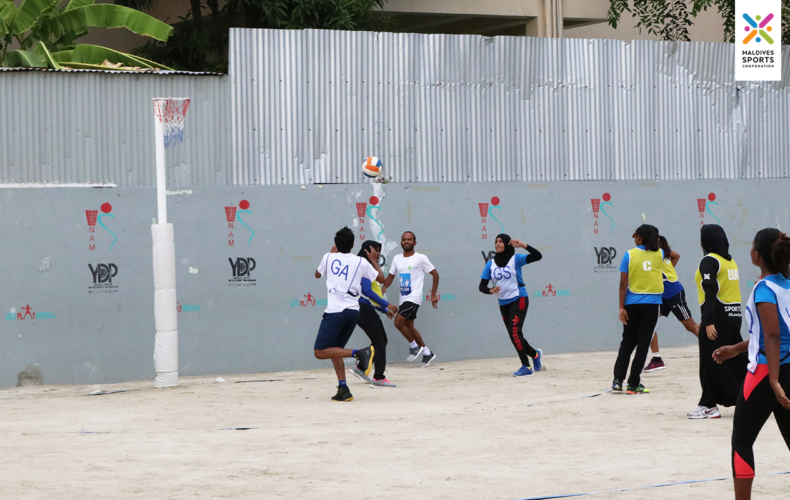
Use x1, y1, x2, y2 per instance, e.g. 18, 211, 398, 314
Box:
314, 309, 360, 350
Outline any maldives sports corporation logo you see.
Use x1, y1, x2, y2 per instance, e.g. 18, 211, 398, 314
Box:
356, 196, 384, 242
6, 305, 55, 321
590, 193, 614, 235
85, 203, 117, 251
478, 196, 504, 241
532, 284, 570, 298
290, 292, 328, 307
735, 1, 781, 81
224, 200, 254, 247
696, 193, 720, 226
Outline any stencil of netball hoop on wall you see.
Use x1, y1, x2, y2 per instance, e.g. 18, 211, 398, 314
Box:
697, 193, 720, 225
591, 193, 615, 234
85, 203, 117, 251
225, 200, 254, 246
366, 196, 384, 242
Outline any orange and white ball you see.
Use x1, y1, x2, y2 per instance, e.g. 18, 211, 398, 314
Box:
362, 156, 383, 179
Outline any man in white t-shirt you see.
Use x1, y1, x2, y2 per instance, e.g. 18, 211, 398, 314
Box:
382, 231, 440, 367
314, 227, 385, 402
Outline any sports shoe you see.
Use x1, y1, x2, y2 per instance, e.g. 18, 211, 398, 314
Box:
512, 365, 534, 377
687, 405, 721, 419
354, 346, 375, 376
643, 357, 666, 372
532, 349, 543, 372
370, 378, 397, 387
626, 384, 650, 395
331, 385, 354, 402
612, 379, 623, 391
350, 365, 372, 383
407, 346, 424, 362
419, 352, 437, 367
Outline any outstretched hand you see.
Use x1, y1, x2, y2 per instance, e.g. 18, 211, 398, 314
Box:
509, 239, 528, 249
712, 345, 736, 364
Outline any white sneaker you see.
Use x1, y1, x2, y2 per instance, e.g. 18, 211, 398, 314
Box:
406, 346, 424, 362
687, 406, 721, 419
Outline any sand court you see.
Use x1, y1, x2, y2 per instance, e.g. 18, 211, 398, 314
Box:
0, 345, 788, 499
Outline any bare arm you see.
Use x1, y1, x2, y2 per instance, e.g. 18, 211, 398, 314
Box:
619, 272, 628, 325
429, 268, 440, 309
315, 270, 322, 279
382, 273, 395, 293
712, 340, 749, 363
758, 302, 790, 409
670, 250, 680, 267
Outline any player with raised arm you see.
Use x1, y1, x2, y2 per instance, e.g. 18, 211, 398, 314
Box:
314, 227, 385, 402
382, 231, 440, 367
479, 234, 543, 377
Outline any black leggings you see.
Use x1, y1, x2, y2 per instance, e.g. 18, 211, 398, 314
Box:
356, 303, 388, 380
613, 303, 660, 388
499, 297, 537, 366
731, 363, 790, 478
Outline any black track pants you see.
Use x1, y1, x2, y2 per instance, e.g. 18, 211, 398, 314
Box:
698, 323, 747, 408
613, 303, 660, 388
731, 363, 790, 478
356, 303, 388, 380
499, 297, 536, 366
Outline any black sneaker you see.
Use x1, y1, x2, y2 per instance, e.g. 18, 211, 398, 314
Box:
331, 385, 354, 402
419, 352, 437, 367
612, 378, 623, 391
354, 346, 375, 376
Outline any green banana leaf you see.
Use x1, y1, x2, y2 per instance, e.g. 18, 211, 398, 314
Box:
57, 4, 172, 42
0, 0, 18, 37
70, 44, 152, 68
10, 0, 60, 35
124, 52, 172, 71
3, 49, 47, 68
63, 0, 95, 13
36, 40, 61, 69
50, 50, 73, 62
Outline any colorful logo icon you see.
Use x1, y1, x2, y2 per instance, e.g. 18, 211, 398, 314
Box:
697, 193, 719, 225
591, 193, 614, 234
224, 200, 254, 246
85, 203, 116, 251
743, 13, 775, 44
366, 196, 384, 242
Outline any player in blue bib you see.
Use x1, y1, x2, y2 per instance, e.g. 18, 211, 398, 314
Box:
713, 228, 790, 500
479, 233, 543, 377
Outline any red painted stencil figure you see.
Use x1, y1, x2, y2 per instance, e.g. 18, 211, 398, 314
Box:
19, 305, 34, 320
356, 202, 367, 240
697, 193, 719, 226
591, 193, 613, 234
300, 293, 316, 307
225, 205, 237, 246
85, 202, 116, 251
479, 196, 501, 240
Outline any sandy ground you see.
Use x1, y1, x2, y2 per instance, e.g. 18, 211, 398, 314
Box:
0, 345, 788, 500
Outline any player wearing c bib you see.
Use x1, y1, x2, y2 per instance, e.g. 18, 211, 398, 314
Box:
314, 227, 384, 402
712, 228, 790, 500
691, 224, 747, 418
613, 224, 663, 395
479, 234, 543, 377
645, 235, 700, 372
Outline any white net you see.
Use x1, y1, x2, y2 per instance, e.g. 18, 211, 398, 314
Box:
154, 98, 191, 148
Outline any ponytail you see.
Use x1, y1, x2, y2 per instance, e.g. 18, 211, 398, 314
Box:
754, 228, 790, 278
658, 235, 671, 258
634, 224, 660, 252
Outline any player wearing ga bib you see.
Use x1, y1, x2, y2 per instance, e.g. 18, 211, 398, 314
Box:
613, 225, 664, 394
479, 234, 543, 377
312, 227, 383, 402
693, 224, 746, 415
722, 228, 790, 492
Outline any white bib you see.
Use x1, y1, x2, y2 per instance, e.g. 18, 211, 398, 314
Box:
745, 278, 790, 373
490, 256, 520, 302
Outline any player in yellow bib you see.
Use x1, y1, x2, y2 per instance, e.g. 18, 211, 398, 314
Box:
689, 224, 747, 419
613, 224, 664, 394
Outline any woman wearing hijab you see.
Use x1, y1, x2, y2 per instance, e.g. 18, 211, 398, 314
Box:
479, 234, 543, 377
613, 224, 664, 395
351, 241, 399, 387
691, 224, 747, 419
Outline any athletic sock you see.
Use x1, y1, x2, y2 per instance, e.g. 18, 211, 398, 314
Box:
351, 349, 358, 357
409, 341, 418, 348
423, 347, 432, 356
653, 352, 660, 359
338, 380, 347, 388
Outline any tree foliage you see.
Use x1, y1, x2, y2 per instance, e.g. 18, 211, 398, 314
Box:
0, 0, 173, 70
609, 0, 790, 44
132, 0, 391, 73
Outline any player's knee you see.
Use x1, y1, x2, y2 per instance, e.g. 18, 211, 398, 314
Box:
314, 349, 326, 359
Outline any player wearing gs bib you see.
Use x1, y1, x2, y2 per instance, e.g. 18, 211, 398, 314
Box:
613, 224, 663, 395
382, 231, 440, 367
644, 236, 700, 373
712, 228, 790, 500
691, 225, 747, 418
479, 234, 543, 377
314, 227, 385, 402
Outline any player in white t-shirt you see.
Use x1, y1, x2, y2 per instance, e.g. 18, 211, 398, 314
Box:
382, 231, 440, 367
314, 227, 385, 402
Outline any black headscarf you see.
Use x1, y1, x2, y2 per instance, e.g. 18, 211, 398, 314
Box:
357, 240, 381, 264
494, 233, 515, 267
700, 224, 731, 260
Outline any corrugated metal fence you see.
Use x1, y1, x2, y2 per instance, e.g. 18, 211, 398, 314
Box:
230, 29, 790, 184
0, 70, 229, 187
2, 30, 790, 186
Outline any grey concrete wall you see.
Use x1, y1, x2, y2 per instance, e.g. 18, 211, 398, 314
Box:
0, 180, 780, 387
